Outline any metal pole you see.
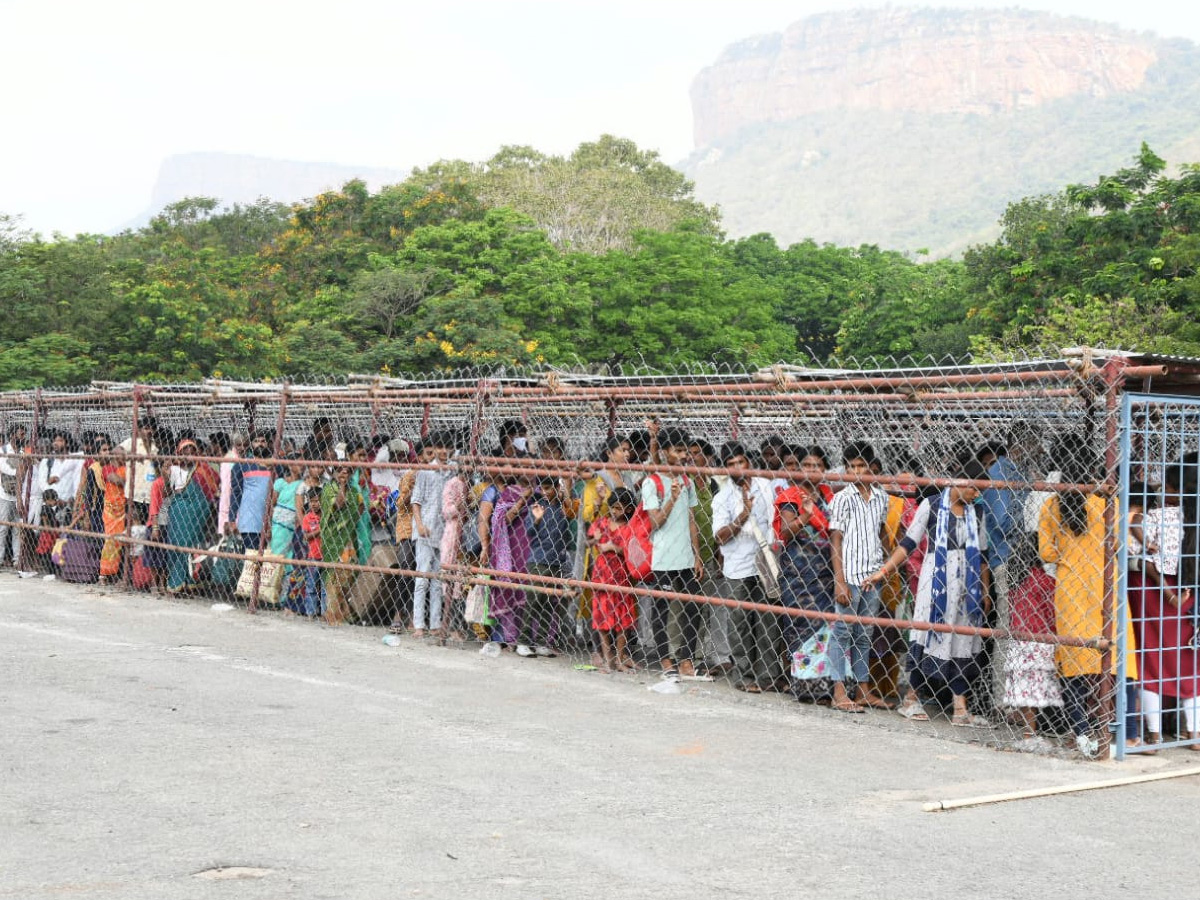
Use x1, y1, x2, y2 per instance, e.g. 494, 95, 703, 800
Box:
1097, 357, 1126, 758
1114, 391, 1135, 760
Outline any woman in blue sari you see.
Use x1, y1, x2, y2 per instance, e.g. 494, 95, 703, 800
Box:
166, 439, 220, 593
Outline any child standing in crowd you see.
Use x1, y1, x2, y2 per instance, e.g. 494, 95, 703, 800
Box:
287, 490, 326, 617
589, 488, 638, 672
828, 443, 891, 713
34, 489, 67, 572
296, 489, 321, 619
523, 476, 573, 657
1000, 552, 1063, 742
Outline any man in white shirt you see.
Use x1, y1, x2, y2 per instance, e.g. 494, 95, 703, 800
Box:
713, 442, 781, 692
27, 432, 83, 531
119, 416, 159, 524
0, 424, 28, 566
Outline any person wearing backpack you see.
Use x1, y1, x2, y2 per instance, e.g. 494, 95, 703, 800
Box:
642, 427, 704, 677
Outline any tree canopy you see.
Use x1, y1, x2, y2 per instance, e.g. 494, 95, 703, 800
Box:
2, 139, 1199, 389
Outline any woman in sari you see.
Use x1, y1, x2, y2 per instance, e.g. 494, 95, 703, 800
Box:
577, 438, 634, 645
321, 464, 365, 625
489, 476, 534, 649
72, 435, 110, 543
165, 439, 220, 593
99, 447, 127, 582
348, 442, 373, 567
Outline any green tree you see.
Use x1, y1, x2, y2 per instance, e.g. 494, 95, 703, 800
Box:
570, 227, 793, 368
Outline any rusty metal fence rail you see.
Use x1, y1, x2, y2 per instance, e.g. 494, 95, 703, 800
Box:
2, 350, 1198, 759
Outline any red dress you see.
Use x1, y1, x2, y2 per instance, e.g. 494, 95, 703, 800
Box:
1129, 571, 1199, 698
589, 518, 635, 631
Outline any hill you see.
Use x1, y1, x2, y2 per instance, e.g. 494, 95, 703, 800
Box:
683, 8, 1200, 256
122, 153, 410, 230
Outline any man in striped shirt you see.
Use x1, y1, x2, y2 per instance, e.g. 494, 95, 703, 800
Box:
828, 443, 891, 713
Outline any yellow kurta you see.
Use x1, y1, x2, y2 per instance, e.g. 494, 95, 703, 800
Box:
1038, 495, 1136, 679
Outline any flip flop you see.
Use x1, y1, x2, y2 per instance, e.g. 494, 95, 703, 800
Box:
951, 713, 993, 729
897, 701, 930, 721
832, 699, 865, 714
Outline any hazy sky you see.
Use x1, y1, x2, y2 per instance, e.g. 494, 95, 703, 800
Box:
3, 0, 1199, 236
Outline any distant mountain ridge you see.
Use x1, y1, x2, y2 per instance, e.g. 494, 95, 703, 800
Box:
684, 8, 1200, 255
126, 153, 409, 229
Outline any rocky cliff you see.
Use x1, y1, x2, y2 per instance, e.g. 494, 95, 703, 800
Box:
691, 10, 1158, 147
685, 9, 1200, 255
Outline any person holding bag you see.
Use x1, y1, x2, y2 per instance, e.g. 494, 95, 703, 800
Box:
713, 442, 782, 693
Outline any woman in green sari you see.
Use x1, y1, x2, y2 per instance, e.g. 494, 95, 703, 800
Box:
166, 439, 220, 593
321, 464, 365, 624
347, 442, 372, 566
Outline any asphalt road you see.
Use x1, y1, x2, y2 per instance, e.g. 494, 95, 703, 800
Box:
1, 575, 1196, 899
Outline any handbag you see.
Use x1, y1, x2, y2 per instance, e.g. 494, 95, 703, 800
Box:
464, 577, 492, 624
210, 536, 245, 588
747, 515, 783, 601
791, 624, 834, 680
235, 551, 284, 603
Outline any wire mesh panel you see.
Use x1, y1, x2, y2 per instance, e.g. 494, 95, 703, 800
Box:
1118, 393, 1200, 757
4, 352, 1194, 759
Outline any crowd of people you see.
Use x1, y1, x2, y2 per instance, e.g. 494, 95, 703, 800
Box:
1, 413, 1197, 757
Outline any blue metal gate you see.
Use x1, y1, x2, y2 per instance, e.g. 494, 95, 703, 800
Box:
1117, 393, 1200, 758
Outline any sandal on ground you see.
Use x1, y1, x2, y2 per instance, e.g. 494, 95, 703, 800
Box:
387, 624, 405, 635
897, 700, 930, 721
951, 712, 993, 729
857, 694, 895, 710
832, 698, 865, 714
735, 682, 763, 694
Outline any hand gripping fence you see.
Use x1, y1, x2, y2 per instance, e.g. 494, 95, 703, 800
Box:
2, 348, 1199, 759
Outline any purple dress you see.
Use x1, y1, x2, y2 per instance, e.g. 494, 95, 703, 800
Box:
489, 485, 532, 644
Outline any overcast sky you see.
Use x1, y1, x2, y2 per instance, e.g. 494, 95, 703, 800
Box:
3, 0, 1198, 237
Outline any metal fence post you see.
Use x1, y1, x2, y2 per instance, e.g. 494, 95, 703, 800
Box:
1098, 357, 1126, 758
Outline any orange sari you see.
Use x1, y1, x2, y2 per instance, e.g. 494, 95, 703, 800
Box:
100, 464, 126, 577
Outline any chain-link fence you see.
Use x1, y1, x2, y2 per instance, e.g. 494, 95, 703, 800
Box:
3, 350, 1199, 759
